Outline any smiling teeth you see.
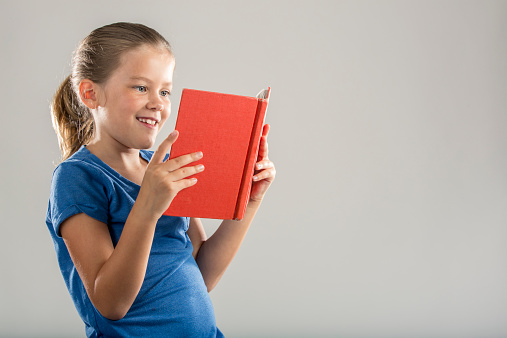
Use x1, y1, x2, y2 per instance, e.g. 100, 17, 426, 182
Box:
138, 118, 157, 125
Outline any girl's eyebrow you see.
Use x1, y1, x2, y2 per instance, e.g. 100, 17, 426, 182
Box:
129, 76, 172, 86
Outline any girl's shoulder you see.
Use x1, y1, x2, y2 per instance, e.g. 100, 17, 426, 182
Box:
54, 146, 108, 177
52, 146, 118, 191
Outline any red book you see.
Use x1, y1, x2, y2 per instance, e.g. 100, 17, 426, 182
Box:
163, 87, 271, 220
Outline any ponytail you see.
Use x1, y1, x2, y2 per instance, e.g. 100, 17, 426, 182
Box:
50, 75, 94, 161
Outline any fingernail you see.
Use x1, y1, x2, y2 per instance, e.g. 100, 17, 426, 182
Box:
253, 175, 258, 181
170, 130, 178, 137
195, 151, 203, 159
256, 163, 263, 169
197, 164, 205, 171
191, 178, 198, 183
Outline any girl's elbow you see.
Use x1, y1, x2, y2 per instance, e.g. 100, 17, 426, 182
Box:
205, 279, 219, 293
93, 301, 130, 321
99, 307, 128, 321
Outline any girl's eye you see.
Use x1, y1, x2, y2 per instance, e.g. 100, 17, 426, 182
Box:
134, 86, 147, 93
160, 90, 171, 97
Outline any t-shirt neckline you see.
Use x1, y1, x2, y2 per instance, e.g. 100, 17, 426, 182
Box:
78, 145, 153, 188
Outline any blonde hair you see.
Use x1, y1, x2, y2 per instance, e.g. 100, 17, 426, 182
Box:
50, 22, 173, 161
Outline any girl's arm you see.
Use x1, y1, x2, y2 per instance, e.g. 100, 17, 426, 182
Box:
60, 131, 203, 321
61, 204, 159, 321
189, 124, 276, 292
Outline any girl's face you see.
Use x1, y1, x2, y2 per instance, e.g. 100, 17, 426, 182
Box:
93, 46, 175, 150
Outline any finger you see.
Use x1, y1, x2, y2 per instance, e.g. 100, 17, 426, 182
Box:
165, 151, 203, 172
258, 137, 269, 160
253, 167, 276, 182
262, 124, 270, 138
255, 160, 274, 170
152, 130, 179, 164
257, 139, 269, 161
257, 127, 270, 160
170, 163, 205, 181
172, 177, 199, 191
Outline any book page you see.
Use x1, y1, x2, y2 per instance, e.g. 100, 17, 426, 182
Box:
256, 88, 270, 100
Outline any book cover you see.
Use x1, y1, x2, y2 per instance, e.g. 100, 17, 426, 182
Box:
163, 87, 270, 220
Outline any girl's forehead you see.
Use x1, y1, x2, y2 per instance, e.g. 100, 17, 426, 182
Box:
115, 46, 175, 79
121, 46, 174, 67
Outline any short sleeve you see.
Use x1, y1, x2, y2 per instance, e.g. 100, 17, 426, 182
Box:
49, 160, 111, 237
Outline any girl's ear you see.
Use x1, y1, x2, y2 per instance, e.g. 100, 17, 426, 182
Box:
78, 80, 100, 109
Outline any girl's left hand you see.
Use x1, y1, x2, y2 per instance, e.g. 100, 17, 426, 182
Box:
250, 124, 276, 202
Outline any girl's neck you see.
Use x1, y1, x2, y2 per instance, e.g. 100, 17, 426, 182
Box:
86, 138, 147, 174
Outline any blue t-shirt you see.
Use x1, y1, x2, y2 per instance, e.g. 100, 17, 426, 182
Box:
46, 146, 224, 338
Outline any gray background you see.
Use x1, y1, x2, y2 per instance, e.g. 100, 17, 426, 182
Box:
1, 1, 506, 337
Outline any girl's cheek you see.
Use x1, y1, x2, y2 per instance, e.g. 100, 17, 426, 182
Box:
123, 95, 142, 108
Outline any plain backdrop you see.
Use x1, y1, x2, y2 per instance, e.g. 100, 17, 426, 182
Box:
1, 1, 506, 337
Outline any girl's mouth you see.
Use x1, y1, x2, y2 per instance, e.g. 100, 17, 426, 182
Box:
137, 117, 159, 127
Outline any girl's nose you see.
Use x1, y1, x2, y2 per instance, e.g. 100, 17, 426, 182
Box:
147, 97, 164, 111
149, 103, 164, 111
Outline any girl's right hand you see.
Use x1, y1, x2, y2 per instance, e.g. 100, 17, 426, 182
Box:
137, 130, 204, 219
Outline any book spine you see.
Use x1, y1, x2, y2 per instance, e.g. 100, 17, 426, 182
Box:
233, 98, 268, 220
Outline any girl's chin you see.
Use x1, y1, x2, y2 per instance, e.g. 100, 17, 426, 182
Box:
139, 141, 156, 150
132, 137, 157, 150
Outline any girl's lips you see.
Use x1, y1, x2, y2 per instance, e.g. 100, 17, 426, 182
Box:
136, 117, 159, 129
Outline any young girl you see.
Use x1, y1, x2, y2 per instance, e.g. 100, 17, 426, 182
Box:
46, 22, 275, 337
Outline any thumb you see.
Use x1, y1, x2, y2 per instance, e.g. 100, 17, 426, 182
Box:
151, 130, 178, 163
